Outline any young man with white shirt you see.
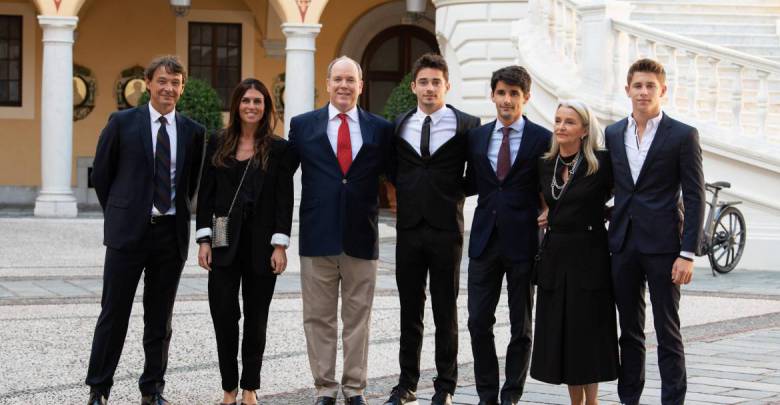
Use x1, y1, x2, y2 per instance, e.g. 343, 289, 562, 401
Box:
383, 53, 480, 405
604, 58, 705, 405
86, 55, 206, 405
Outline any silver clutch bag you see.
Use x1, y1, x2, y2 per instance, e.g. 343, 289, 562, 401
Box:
211, 161, 250, 249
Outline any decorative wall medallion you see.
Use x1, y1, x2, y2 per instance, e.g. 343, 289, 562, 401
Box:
115, 65, 147, 110
296, 0, 311, 22
273, 72, 285, 120
73, 64, 96, 121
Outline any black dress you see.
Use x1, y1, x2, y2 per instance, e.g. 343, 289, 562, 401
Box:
530, 150, 619, 385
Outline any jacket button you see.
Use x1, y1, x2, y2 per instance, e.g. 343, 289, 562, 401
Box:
342, 179, 348, 184
492, 210, 497, 214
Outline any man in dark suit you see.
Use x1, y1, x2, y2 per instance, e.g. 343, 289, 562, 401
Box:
288, 56, 393, 405
464, 66, 551, 405
85, 55, 205, 405
383, 53, 480, 405
605, 58, 705, 405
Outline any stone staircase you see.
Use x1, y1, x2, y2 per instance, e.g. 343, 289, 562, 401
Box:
629, 0, 780, 62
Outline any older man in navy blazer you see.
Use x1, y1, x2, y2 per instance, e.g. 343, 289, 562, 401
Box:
606, 58, 705, 405
465, 66, 551, 405
289, 56, 393, 405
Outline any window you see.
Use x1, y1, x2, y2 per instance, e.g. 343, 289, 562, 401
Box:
0, 15, 22, 107
188, 22, 241, 110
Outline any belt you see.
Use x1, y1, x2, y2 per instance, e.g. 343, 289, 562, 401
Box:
150, 215, 176, 225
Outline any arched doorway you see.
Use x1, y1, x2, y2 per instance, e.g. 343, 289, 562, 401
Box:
360, 25, 439, 114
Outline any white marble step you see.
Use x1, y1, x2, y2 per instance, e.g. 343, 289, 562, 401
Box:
686, 33, 779, 47
648, 22, 776, 35
631, 11, 779, 25
631, 2, 780, 14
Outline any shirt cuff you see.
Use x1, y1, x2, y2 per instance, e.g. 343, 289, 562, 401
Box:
270, 233, 290, 248
196, 228, 212, 239
679, 251, 695, 260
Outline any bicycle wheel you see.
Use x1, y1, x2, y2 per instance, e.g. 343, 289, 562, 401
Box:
707, 206, 747, 273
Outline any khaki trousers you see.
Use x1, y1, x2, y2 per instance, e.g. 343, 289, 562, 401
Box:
300, 253, 377, 398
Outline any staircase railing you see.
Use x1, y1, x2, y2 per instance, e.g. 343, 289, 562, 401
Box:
529, 0, 780, 144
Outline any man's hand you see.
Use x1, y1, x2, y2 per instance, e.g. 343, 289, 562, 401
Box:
671, 257, 694, 285
270, 246, 287, 275
537, 208, 549, 229
198, 243, 212, 271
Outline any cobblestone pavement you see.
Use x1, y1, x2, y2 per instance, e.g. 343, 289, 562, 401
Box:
1, 215, 780, 404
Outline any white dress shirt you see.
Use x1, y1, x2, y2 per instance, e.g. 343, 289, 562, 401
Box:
327, 103, 363, 161
149, 104, 177, 216
624, 111, 663, 184
623, 111, 692, 259
400, 105, 457, 156
488, 117, 525, 173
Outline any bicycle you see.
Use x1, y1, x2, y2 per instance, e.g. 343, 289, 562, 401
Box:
698, 181, 747, 275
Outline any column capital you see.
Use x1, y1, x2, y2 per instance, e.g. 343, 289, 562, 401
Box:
432, 0, 524, 7
281, 23, 322, 38
37, 15, 78, 43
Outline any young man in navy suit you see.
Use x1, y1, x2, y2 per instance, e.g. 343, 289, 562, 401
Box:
288, 56, 393, 405
465, 66, 551, 405
606, 58, 705, 405
383, 53, 480, 405
86, 56, 205, 405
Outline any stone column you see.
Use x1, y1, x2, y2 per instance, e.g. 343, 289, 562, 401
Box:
34, 16, 78, 217
281, 23, 321, 136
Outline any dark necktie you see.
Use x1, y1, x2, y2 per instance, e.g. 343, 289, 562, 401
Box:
496, 126, 511, 181
154, 116, 172, 214
336, 113, 352, 175
420, 115, 432, 158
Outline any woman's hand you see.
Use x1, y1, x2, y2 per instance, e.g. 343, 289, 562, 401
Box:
537, 207, 549, 229
198, 243, 212, 271
270, 246, 287, 275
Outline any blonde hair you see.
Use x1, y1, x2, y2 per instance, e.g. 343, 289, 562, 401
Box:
543, 99, 604, 176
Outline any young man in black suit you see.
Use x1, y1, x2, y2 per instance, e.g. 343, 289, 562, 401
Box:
606, 58, 705, 405
465, 66, 551, 405
85, 55, 206, 405
383, 53, 480, 405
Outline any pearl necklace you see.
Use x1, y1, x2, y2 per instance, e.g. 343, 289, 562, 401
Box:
551, 152, 579, 200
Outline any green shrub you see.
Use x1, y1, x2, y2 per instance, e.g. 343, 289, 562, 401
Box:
139, 77, 224, 134
381, 72, 417, 121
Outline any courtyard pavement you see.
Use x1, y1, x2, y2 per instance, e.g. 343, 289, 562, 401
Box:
1, 208, 780, 404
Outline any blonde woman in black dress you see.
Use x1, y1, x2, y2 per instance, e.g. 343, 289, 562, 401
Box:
530, 100, 618, 405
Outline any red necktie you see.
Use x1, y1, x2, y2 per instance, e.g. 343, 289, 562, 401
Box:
496, 126, 511, 181
337, 113, 352, 175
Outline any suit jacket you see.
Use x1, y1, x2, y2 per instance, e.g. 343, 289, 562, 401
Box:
390, 105, 481, 233
92, 104, 206, 260
195, 133, 294, 273
289, 104, 393, 260
605, 113, 705, 254
465, 116, 551, 263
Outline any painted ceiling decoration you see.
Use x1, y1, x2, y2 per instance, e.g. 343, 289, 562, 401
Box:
53, 0, 62, 11
296, 0, 311, 22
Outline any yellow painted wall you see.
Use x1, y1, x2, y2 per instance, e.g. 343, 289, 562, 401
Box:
0, 0, 397, 187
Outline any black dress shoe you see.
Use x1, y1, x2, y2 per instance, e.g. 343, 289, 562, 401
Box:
141, 393, 170, 405
431, 391, 452, 405
314, 396, 336, 405
477, 401, 498, 405
383, 386, 417, 405
344, 395, 367, 405
87, 392, 107, 405
499, 398, 518, 405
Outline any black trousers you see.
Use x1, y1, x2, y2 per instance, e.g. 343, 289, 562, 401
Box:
209, 223, 277, 392
611, 226, 686, 405
86, 217, 184, 398
395, 222, 462, 394
467, 232, 534, 403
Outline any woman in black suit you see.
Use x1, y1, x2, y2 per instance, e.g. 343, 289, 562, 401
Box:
195, 79, 293, 405
530, 100, 618, 405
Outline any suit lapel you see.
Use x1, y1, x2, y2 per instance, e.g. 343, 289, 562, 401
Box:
610, 118, 634, 186
174, 112, 187, 191
635, 114, 671, 188
481, 120, 499, 182
314, 106, 340, 167
139, 105, 154, 175
509, 117, 539, 172
350, 107, 374, 171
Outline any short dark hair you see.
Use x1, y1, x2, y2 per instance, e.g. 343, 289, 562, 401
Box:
627, 58, 666, 85
412, 53, 448, 81
144, 55, 186, 81
490, 65, 531, 94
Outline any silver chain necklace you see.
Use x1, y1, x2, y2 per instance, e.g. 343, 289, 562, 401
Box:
551, 152, 580, 200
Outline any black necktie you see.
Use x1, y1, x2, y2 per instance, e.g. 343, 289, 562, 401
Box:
420, 115, 432, 158
154, 116, 172, 214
